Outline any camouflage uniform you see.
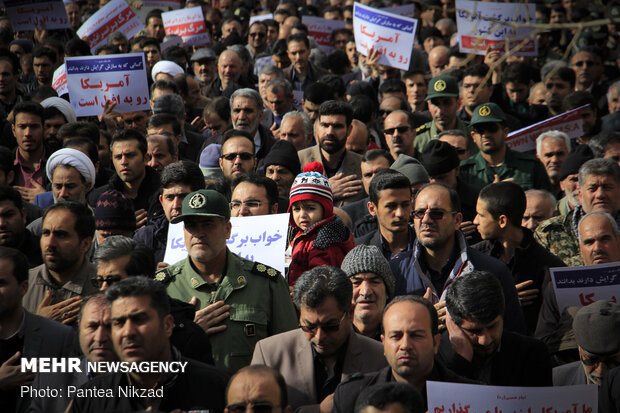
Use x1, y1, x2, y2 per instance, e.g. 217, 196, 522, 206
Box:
534, 209, 583, 267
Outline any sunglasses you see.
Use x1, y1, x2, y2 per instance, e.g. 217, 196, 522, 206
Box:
226, 402, 279, 413
412, 208, 456, 221
91, 275, 123, 288
384, 126, 410, 136
300, 312, 346, 334
221, 152, 254, 161
472, 123, 500, 134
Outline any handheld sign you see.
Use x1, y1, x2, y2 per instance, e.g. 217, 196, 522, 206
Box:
506, 106, 585, 152
65, 53, 150, 117
550, 262, 620, 312
353, 2, 418, 71
427, 381, 597, 413
164, 214, 289, 275
162, 6, 210, 46
77, 0, 144, 54
455, 0, 537, 56
5, 0, 69, 31
52, 64, 68, 97
301, 16, 346, 54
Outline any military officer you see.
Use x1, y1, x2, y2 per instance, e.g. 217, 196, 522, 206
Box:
460, 103, 554, 192
414, 74, 476, 155
155, 189, 297, 373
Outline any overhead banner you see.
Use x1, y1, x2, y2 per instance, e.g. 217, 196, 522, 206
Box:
506, 106, 585, 152
143, 0, 180, 8
164, 214, 289, 274
353, 2, 418, 71
427, 381, 597, 413
302, 16, 346, 54
550, 262, 620, 312
65, 53, 150, 117
5, 0, 69, 31
455, 0, 537, 56
77, 0, 144, 54
162, 6, 210, 46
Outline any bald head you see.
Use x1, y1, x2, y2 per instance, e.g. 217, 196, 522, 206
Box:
428, 46, 449, 76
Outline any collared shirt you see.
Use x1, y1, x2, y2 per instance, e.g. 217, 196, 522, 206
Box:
379, 226, 415, 260
14, 148, 46, 188
320, 150, 346, 178
312, 336, 350, 401
418, 240, 461, 295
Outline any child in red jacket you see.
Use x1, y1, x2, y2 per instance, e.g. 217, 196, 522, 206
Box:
285, 162, 356, 287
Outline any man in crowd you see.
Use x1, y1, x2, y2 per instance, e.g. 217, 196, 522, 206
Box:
278, 111, 314, 151
383, 110, 416, 160
0, 186, 41, 266
522, 189, 557, 231
146, 133, 178, 173
263, 139, 300, 199
226, 365, 293, 413
252, 266, 387, 411
191, 48, 218, 96
230, 88, 276, 162
157, 189, 297, 372
284, 34, 327, 90
12, 102, 47, 202
219, 129, 258, 183
230, 173, 279, 216
536, 131, 571, 197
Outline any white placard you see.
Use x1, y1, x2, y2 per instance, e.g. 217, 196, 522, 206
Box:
455, 0, 537, 56
250, 13, 273, 26
353, 2, 418, 71
162, 6, 210, 46
77, 0, 144, 54
550, 262, 620, 312
301, 16, 346, 54
427, 381, 597, 413
381, 4, 415, 18
164, 214, 289, 274
52, 64, 68, 96
143, 0, 180, 8
65, 53, 150, 117
5, 0, 69, 31
506, 106, 585, 152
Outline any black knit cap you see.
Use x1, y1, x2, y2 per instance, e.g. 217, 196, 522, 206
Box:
559, 144, 594, 181
262, 139, 301, 175
418, 140, 460, 176
94, 190, 136, 232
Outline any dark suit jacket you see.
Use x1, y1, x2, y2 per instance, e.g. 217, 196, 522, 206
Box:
553, 360, 587, 386
283, 62, 328, 91
251, 327, 387, 412
297, 145, 365, 206
181, 129, 206, 163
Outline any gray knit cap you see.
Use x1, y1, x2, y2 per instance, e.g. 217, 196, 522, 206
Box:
341, 245, 395, 298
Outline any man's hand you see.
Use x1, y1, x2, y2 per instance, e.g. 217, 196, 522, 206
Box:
493, 174, 515, 184
135, 209, 148, 230
36, 291, 83, 324
99, 100, 122, 132
190, 297, 230, 335
270, 122, 280, 140
445, 310, 474, 362
515, 280, 539, 307
365, 47, 381, 79
423, 288, 446, 331
459, 221, 477, 240
0, 352, 35, 390
15, 179, 46, 203
320, 393, 334, 413
329, 173, 362, 201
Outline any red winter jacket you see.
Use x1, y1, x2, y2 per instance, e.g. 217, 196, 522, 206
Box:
288, 215, 356, 287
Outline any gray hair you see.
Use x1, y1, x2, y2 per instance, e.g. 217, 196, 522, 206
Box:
578, 211, 620, 243
107, 31, 128, 46
93, 235, 138, 264
266, 77, 293, 96
578, 158, 620, 187
607, 80, 620, 102
259, 65, 284, 78
293, 266, 352, 312
435, 18, 456, 32
282, 111, 312, 138
535, 130, 571, 156
525, 189, 557, 215
77, 293, 108, 325
540, 60, 568, 82
228, 44, 251, 64
230, 88, 263, 112
153, 93, 185, 118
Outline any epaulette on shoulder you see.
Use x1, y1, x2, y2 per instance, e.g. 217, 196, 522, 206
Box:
416, 123, 429, 133
252, 262, 281, 281
154, 266, 178, 285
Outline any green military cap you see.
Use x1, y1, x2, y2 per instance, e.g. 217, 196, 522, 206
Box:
170, 189, 230, 224
425, 75, 459, 101
470, 102, 506, 126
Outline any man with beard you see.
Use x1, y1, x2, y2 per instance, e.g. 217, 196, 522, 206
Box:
0, 186, 41, 267
298, 101, 364, 206
439, 271, 552, 386
41, 97, 77, 154
12, 102, 47, 203
556, 145, 593, 216
23, 202, 97, 325
229, 88, 276, 163
218, 130, 258, 183
460, 103, 553, 191
536, 131, 571, 197
191, 48, 217, 97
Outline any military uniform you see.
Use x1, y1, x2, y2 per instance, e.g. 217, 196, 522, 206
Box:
534, 209, 583, 267
157, 249, 298, 372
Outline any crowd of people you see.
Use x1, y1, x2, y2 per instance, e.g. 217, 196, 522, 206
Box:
0, 0, 620, 412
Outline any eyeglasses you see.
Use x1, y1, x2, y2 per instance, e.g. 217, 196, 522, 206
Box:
91, 275, 123, 288
580, 349, 620, 367
412, 208, 456, 221
230, 200, 264, 210
300, 312, 346, 334
384, 126, 410, 135
249, 32, 266, 38
574, 60, 595, 67
226, 402, 280, 413
472, 123, 500, 135
221, 152, 254, 161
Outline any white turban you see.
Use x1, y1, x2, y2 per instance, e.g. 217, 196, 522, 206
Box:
40, 97, 77, 123
46, 148, 96, 191
151, 60, 184, 81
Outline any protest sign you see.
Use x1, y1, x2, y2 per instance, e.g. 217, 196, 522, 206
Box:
506, 106, 585, 152
353, 2, 418, 71
162, 7, 210, 46
163, 214, 289, 274
550, 262, 620, 312
143, 0, 180, 8
427, 381, 597, 413
65, 53, 150, 117
302, 16, 346, 54
455, 0, 537, 56
52, 64, 68, 96
250, 13, 273, 26
77, 0, 144, 54
381, 4, 415, 18
6, 0, 69, 31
